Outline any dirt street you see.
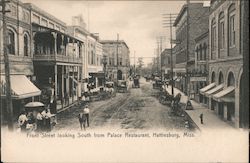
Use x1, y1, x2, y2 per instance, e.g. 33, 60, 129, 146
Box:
55, 78, 196, 131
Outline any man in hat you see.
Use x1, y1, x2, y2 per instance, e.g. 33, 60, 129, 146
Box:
83, 104, 90, 127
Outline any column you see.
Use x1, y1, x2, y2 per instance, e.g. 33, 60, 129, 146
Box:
66, 66, 69, 106
54, 64, 58, 113
52, 32, 57, 55
77, 66, 81, 99
61, 65, 64, 108
223, 103, 228, 120
234, 87, 240, 128
61, 35, 65, 55
72, 66, 75, 102
32, 32, 37, 56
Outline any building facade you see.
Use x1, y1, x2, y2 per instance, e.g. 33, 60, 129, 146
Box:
161, 48, 173, 80
173, 3, 210, 95
100, 40, 130, 82
192, 31, 209, 103
0, 0, 41, 119
25, 3, 83, 113
201, 0, 243, 128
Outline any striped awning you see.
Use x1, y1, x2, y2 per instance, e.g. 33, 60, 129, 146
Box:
213, 86, 235, 102
200, 82, 216, 95
204, 84, 224, 97
1, 75, 41, 99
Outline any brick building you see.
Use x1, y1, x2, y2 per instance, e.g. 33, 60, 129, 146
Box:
100, 40, 130, 82
0, 0, 41, 119
173, 3, 210, 95
201, 0, 244, 128
192, 31, 209, 103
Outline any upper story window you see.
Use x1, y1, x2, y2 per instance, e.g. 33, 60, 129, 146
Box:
228, 4, 236, 47
227, 72, 235, 86
211, 18, 216, 54
211, 71, 215, 83
195, 47, 199, 61
7, 29, 15, 55
24, 34, 29, 56
218, 71, 224, 84
203, 43, 207, 60
218, 12, 225, 50
199, 44, 203, 60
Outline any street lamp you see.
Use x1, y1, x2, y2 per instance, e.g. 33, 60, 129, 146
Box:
102, 55, 107, 86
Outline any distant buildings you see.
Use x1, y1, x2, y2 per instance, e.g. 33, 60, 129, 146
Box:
100, 40, 130, 82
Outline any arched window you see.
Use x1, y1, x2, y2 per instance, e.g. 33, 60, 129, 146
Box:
219, 72, 224, 84
211, 72, 215, 83
7, 29, 15, 55
203, 43, 207, 60
227, 72, 235, 86
228, 3, 236, 47
199, 44, 203, 60
24, 34, 29, 56
218, 12, 225, 51
195, 47, 199, 61
211, 18, 216, 53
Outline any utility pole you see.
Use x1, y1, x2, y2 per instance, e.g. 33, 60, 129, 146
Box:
116, 33, 119, 83
186, 0, 190, 97
156, 39, 159, 75
134, 51, 136, 76
162, 13, 178, 95
1, 0, 14, 131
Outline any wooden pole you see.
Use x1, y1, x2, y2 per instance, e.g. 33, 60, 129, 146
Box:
1, 0, 14, 131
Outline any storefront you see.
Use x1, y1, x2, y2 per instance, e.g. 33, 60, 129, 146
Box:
203, 84, 224, 110
199, 82, 216, 106
213, 86, 235, 122
1, 75, 41, 119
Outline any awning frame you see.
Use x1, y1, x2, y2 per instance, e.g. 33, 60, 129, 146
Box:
200, 82, 216, 95
204, 84, 224, 97
1, 75, 41, 99
212, 86, 235, 102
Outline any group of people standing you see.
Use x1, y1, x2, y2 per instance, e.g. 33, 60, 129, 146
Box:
18, 107, 53, 133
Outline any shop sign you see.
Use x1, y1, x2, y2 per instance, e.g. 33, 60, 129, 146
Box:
190, 77, 207, 82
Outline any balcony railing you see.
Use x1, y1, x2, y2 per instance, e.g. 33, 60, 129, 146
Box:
33, 53, 82, 64
0, 55, 33, 63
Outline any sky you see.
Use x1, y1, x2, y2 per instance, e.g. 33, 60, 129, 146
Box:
21, 0, 209, 65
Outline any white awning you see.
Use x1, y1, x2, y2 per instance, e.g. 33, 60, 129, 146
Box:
213, 86, 235, 102
200, 82, 216, 95
1, 75, 41, 99
204, 84, 224, 97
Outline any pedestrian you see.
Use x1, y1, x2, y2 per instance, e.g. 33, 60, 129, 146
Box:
83, 105, 90, 127
41, 107, 52, 132
18, 111, 28, 133
199, 113, 203, 124
78, 111, 86, 130
36, 111, 43, 132
26, 112, 36, 133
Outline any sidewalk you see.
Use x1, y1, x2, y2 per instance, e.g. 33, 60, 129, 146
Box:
164, 86, 235, 131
